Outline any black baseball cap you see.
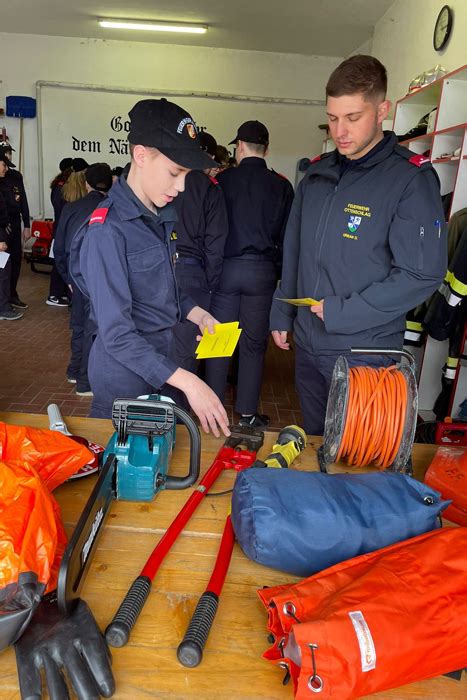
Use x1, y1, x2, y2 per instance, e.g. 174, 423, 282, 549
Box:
198, 131, 217, 158
128, 98, 216, 170
59, 158, 73, 172
86, 163, 113, 192
0, 151, 15, 168
72, 157, 89, 172
229, 120, 269, 146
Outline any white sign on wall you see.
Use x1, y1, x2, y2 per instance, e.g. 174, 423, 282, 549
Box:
39, 82, 326, 218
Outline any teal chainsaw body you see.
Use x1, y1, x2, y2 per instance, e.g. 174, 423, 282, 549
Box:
103, 396, 200, 501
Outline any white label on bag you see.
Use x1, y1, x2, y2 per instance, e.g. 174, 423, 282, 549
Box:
349, 611, 376, 672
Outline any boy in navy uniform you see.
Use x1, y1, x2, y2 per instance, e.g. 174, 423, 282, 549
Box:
205, 120, 294, 427
172, 130, 228, 378
270, 55, 447, 435
70, 99, 230, 437
0, 151, 22, 320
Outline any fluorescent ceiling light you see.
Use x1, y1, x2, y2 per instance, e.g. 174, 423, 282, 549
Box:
99, 20, 207, 34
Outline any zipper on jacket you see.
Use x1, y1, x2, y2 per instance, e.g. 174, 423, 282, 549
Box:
418, 226, 424, 270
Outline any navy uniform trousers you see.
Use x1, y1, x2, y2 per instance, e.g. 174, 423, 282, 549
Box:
205, 255, 277, 415
67, 284, 95, 392
295, 345, 394, 436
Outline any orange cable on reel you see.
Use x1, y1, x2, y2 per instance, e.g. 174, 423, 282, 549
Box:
337, 366, 408, 469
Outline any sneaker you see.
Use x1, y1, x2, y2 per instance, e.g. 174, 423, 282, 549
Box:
67, 376, 77, 384
76, 389, 93, 397
10, 297, 28, 309
0, 308, 23, 320
46, 295, 69, 307
238, 413, 270, 428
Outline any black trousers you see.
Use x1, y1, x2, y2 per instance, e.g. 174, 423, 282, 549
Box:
67, 285, 95, 391
295, 344, 394, 436
8, 219, 22, 299
49, 264, 70, 299
205, 256, 277, 415
0, 258, 11, 311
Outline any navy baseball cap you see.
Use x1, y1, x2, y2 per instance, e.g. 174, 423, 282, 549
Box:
229, 120, 269, 146
86, 163, 113, 192
128, 98, 216, 170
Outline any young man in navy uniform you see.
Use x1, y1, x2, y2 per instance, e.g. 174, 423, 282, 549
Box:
0, 151, 22, 321
70, 99, 230, 438
172, 130, 228, 380
270, 55, 447, 435
205, 120, 294, 427
0, 144, 30, 309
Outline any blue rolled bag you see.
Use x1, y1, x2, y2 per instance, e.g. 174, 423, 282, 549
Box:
231, 469, 450, 577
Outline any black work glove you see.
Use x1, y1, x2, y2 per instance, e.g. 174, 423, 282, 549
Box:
14, 593, 115, 700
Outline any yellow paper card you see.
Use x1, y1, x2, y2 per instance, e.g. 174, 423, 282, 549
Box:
278, 297, 320, 306
195, 322, 242, 359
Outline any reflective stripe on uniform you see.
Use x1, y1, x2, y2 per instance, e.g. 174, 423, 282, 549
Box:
446, 270, 467, 299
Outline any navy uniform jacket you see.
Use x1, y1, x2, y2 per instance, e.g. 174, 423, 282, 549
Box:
54, 190, 106, 284
4, 169, 30, 227
0, 174, 26, 228
217, 157, 294, 264
270, 132, 447, 353
70, 176, 196, 391
51, 181, 67, 226
173, 170, 228, 291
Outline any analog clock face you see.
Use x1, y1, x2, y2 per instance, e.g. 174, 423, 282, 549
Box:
433, 5, 453, 51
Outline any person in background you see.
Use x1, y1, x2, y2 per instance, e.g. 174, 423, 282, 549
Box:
69, 98, 230, 438
0, 144, 30, 309
50, 158, 73, 224
54, 163, 113, 395
270, 55, 447, 435
172, 131, 228, 389
47, 157, 88, 306
0, 152, 22, 321
111, 166, 124, 183
205, 120, 294, 428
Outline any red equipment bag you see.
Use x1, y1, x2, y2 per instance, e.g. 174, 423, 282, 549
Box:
258, 528, 467, 700
424, 445, 467, 525
31, 220, 54, 259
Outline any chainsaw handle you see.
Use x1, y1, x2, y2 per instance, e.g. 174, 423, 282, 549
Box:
165, 406, 201, 490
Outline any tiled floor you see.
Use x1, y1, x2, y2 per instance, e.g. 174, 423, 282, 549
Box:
0, 263, 303, 429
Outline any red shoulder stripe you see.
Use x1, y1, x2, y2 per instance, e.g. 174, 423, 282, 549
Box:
89, 208, 109, 225
409, 154, 430, 167
310, 154, 322, 164
209, 175, 219, 185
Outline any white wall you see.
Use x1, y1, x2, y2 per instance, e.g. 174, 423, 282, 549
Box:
372, 0, 467, 105
0, 32, 342, 218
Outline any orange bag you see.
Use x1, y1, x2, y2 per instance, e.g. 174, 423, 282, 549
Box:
258, 528, 467, 699
424, 446, 467, 525
0, 422, 93, 650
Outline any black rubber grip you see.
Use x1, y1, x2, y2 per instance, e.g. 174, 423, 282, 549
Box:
105, 576, 151, 648
177, 591, 219, 667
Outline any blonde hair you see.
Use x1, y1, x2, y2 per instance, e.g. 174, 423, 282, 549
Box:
62, 171, 87, 202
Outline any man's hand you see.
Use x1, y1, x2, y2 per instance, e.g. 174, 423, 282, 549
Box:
186, 306, 219, 339
271, 331, 290, 350
310, 300, 324, 321
22, 227, 31, 243
0, 242, 7, 252
167, 368, 230, 438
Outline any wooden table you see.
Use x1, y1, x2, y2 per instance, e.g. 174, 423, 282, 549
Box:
0, 412, 464, 700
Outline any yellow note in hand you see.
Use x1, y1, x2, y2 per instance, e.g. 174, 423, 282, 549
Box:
278, 297, 320, 306
195, 322, 242, 359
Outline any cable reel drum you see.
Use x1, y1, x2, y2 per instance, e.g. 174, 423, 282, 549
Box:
319, 349, 418, 474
